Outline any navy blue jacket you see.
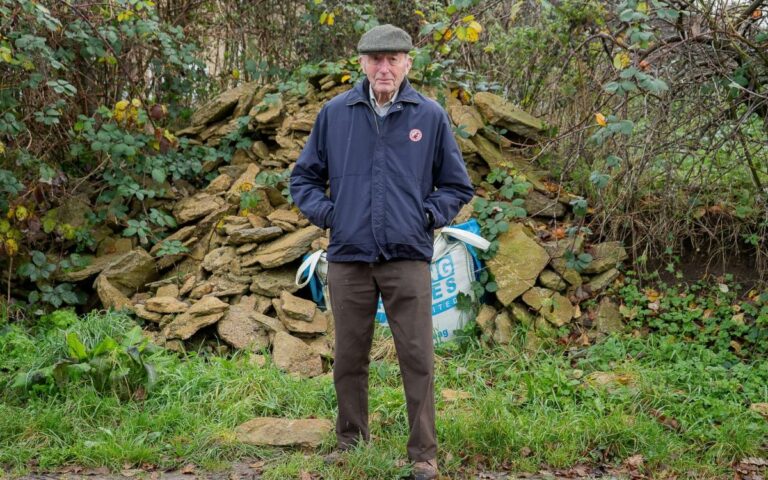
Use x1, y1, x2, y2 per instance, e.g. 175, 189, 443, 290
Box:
290, 79, 474, 263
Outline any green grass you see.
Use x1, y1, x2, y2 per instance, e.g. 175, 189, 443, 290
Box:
1, 311, 767, 479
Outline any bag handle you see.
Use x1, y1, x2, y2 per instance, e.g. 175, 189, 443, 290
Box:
295, 250, 324, 287
441, 227, 491, 251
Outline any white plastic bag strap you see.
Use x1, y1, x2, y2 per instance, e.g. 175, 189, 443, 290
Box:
295, 250, 324, 287
441, 227, 491, 251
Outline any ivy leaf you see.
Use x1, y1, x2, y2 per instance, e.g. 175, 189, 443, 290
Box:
590, 171, 610, 189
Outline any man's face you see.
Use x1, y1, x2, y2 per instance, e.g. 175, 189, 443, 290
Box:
360, 52, 412, 99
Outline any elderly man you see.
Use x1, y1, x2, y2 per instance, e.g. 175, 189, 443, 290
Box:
290, 24, 473, 479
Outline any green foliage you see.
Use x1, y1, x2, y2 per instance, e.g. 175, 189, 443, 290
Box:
153, 240, 189, 258
8, 315, 157, 400
473, 169, 531, 259
618, 272, 768, 359
1, 310, 767, 476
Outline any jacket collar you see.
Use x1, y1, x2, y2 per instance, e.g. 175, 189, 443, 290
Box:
346, 78, 421, 106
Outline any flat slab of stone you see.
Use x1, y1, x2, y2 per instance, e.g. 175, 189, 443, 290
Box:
523, 190, 566, 218
492, 311, 513, 345
521, 287, 575, 327
588, 268, 620, 292
244, 226, 322, 268
173, 193, 227, 225
95, 274, 133, 311
584, 242, 628, 274
474, 91, 545, 139
235, 417, 332, 447
217, 304, 271, 351
202, 246, 237, 272
487, 223, 550, 306
164, 296, 229, 340
101, 248, 157, 294
539, 269, 566, 291
228, 226, 282, 245
272, 331, 323, 378
190, 81, 258, 126
274, 299, 328, 334
145, 296, 189, 314
594, 297, 624, 334
249, 265, 300, 297
448, 105, 484, 137
279, 291, 316, 322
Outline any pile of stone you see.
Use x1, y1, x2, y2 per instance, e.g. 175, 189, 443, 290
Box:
59, 72, 628, 373
477, 224, 627, 349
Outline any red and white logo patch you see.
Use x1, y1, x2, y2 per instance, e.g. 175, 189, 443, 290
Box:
409, 128, 423, 142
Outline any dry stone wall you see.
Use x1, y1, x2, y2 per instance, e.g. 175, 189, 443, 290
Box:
64, 74, 628, 374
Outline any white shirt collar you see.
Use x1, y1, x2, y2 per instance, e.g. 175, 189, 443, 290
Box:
369, 85, 398, 109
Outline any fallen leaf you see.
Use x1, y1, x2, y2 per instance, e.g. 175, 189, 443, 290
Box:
624, 453, 645, 468
595, 112, 607, 126
441, 388, 471, 401
299, 471, 312, 480
749, 403, 768, 418
649, 409, 681, 431
645, 288, 661, 302
181, 464, 196, 474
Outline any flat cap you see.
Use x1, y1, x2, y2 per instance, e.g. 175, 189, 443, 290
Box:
357, 24, 413, 53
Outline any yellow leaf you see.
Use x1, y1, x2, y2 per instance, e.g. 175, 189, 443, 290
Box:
645, 288, 661, 302
5, 238, 18, 256
636, 1, 648, 13
117, 10, 133, 22
131, 98, 142, 108
595, 112, 607, 126
613, 52, 631, 70
455, 26, 467, 41
231, 68, 240, 80
162, 129, 177, 143
0, 48, 12, 63
149, 139, 159, 151
15, 206, 28, 222
327, 12, 335, 26
319, 11, 327, 24
468, 21, 483, 33
0, 141, 5, 155
115, 100, 130, 111
466, 28, 479, 42
60, 223, 76, 240
443, 28, 453, 41
414, 9, 424, 17
462, 14, 475, 22
313, 0, 322, 4
6, 208, 14, 220
341, 74, 351, 83
483, 43, 496, 53
239, 182, 253, 192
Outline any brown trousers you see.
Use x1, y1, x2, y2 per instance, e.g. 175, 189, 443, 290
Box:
327, 260, 436, 461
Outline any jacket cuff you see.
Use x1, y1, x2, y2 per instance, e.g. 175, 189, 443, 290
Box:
322, 205, 335, 229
